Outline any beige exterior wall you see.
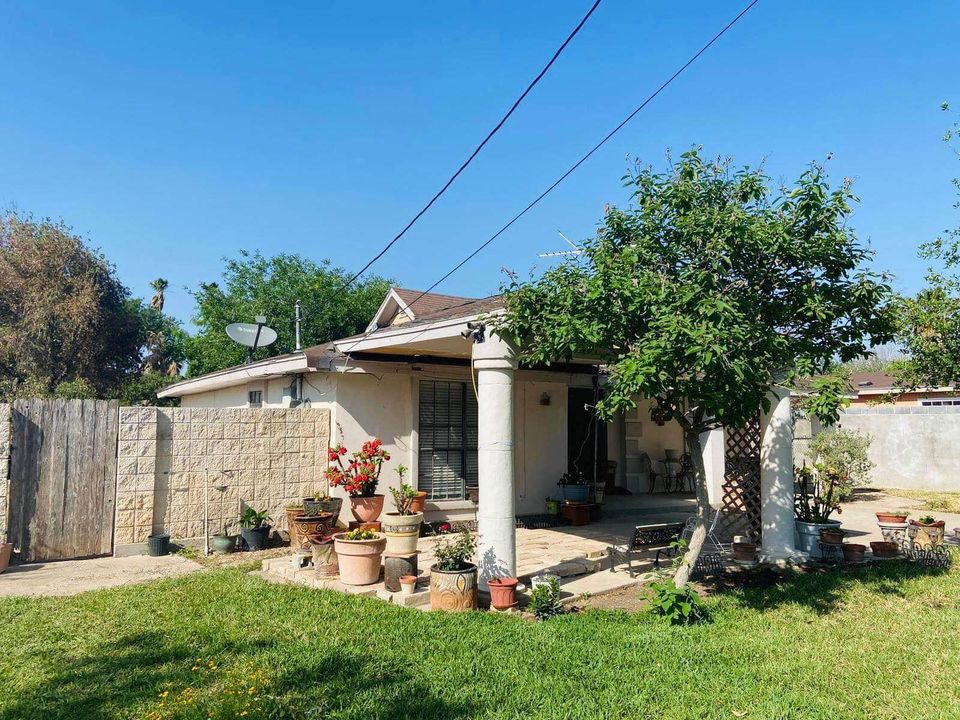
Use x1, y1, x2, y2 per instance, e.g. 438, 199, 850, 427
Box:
0, 404, 10, 541
115, 406, 330, 551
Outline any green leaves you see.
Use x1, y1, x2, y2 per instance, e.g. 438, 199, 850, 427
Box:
647, 579, 709, 626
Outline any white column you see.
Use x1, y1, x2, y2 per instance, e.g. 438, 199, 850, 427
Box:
472, 333, 518, 587
759, 387, 804, 561
699, 426, 725, 506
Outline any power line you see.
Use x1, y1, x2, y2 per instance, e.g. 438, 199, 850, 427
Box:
335, 0, 604, 293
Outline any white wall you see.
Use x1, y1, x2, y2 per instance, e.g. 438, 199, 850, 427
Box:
514, 381, 568, 515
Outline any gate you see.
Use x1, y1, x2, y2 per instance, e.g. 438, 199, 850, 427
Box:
717, 414, 763, 543
7, 399, 119, 562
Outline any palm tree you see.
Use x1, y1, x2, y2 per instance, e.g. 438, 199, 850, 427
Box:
149, 278, 168, 312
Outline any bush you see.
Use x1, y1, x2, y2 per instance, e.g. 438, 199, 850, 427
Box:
647, 580, 709, 625
808, 429, 874, 497
529, 577, 562, 620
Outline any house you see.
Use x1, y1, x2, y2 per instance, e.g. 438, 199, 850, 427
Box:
847, 371, 958, 407
159, 287, 800, 580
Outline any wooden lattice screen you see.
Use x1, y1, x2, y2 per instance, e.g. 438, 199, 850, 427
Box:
717, 414, 762, 543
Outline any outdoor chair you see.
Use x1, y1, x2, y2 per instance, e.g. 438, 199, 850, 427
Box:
653, 509, 731, 567
639, 452, 662, 494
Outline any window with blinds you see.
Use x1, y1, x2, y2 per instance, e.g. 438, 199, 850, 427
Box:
418, 380, 478, 500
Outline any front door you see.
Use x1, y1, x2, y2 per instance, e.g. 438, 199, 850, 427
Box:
567, 388, 607, 483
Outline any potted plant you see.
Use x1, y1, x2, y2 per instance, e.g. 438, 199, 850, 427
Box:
876, 510, 909, 524
909, 515, 946, 548
870, 540, 899, 558
399, 575, 417, 596
545, 497, 559, 516
239, 507, 272, 551
382, 471, 424, 555
430, 531, 478, 611
819, 527, 845, 546
285, 504, 305, 546
310, 532, 338, 578
558, 470, 589, 502
324, 439, 390, 522
304, 492, 344, 521
210, 521, 237, 554
291, 512, 333, 553
841, 543, 866, 563
487, 576, 519, 610
333, 528, 386, 586
794, 464, 846, 558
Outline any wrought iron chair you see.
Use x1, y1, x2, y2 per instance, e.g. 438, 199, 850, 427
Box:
654, 509, 731, 566
640, 452, 661, 494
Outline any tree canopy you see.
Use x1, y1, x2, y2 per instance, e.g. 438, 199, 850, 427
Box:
498, 149, 895, 583
185, 251, 390, 376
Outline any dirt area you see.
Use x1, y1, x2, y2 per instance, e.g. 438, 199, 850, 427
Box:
0, 554, 201, 597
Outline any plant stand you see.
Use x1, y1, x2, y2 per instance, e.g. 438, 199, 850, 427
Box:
383, 552, 418, 592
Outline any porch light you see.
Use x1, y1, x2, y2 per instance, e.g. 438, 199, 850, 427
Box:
539, 392, 552, 406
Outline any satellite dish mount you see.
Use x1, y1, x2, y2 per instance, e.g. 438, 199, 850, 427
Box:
226, 315, 278, 364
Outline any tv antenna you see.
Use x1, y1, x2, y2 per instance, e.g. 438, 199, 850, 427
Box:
226, 315, 278, 363
537, 230, 583, 259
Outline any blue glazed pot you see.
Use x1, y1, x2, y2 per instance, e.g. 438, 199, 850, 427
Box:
561, 484, 590, 502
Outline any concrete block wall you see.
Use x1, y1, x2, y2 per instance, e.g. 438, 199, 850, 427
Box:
115, 406, 330, 552
0, 404, 10, 542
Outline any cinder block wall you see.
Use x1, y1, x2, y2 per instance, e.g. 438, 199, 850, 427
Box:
115, 406, 330, 552
0, 404, 10, 542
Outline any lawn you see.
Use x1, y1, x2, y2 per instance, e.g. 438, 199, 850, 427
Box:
884, 487, 960, 515
1, 561, 959, 720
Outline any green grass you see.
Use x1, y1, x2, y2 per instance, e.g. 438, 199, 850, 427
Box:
1, 561, 960, 720
884, 487, 960, 515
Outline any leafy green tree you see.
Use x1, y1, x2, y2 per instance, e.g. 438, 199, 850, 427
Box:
185, 251, 391, 376
896, 104, 960, 391
0, 212, 143, 399
498, 150, 894, 584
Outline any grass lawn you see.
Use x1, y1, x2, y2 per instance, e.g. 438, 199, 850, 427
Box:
1, 560, 959, 720
884, 487, 960, 515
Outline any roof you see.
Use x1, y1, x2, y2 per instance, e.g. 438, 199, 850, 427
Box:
850, 372, 897, 392
391, 288, 484, 319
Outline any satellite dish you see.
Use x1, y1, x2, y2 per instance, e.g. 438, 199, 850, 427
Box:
226, 323, 278, 348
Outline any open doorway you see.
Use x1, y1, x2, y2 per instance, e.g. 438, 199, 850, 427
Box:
567, 387, 607, 483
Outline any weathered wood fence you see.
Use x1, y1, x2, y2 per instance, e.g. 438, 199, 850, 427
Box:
6, 399, 119, 563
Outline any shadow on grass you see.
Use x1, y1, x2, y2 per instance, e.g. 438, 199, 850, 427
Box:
701, 558, 951, 615
2, 631, 474, 720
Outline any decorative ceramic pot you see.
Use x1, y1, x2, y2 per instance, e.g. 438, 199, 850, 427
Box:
487, 577, 519, 610
841, 543, 866, 563
876, 512, 909, 524
350, 494, 384, 523
285, 507, 305, 546
333, 532, 386, 586
317, 497, 344, 522
909, 520, 946, 549
292, 513, 333, 553
560, 484, 589, 502
430, 563, 478, 611
399, 575, 417, 596
310, 535, 338, 578
409, 491, 428, 514
240, 525, 271, 552
870, 541, 899, 558
302, 498, 322, 516
795, 520, 841, 558
0, 542, 13, 573
732, 542, 758, 563
381, 511, 423, 554
210, 534, 236, 554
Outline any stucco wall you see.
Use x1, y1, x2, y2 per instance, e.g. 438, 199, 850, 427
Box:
115, 406, 330, 550
0, 404, 10, 541
837, 406, 960, 491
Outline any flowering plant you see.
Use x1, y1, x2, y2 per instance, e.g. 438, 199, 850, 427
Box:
323, 439, 390, 498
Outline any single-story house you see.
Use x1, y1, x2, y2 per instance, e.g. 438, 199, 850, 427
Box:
159, 287, 800, 581
847, 371, 958, 407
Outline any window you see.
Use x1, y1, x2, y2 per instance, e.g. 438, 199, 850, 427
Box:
248, 390, 263, 408
418, 380, 478, 500
920, 398, 960, 407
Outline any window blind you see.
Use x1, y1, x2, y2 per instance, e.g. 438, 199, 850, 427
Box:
418, 380, 478, 500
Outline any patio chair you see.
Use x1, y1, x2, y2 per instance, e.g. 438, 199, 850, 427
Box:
653, 508, 730, 566
639, 453, 661, 494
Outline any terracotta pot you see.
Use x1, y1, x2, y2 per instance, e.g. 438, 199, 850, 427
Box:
0, 542, 12, 573
561, 501, 590, 526
399, 575, 417, 596
796, 520, 841, 558
910, 519, 946, 548
310, 535, 338, 578
870, 541, 899, 558
732, 542, 758, 563
350, 494, 385, 523
333, 532, 386, 586
430, 563, 478, 611
876, 512, 909, 524
487, 577, 519, 610
819, 528, 845, 546
409, 491, 428, 514
381, 511, 423, 554
286, 507, 305, 547
292, 513, 333, 553
842, 543, 866, 563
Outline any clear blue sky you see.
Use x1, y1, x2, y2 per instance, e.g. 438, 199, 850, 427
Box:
2, 1, 958, 328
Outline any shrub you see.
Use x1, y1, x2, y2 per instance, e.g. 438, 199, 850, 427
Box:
529, 577, 562, 620
808, 429, 874, 497
433, 531, 476, 571
647, 580, 709, 625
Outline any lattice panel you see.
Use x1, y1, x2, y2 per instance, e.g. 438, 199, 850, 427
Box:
718, 414, 762, 543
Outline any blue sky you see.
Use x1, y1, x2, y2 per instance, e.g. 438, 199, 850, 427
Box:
2, 1, 958, 328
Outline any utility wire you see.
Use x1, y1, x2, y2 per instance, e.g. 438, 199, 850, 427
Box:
335, 0, 603, 294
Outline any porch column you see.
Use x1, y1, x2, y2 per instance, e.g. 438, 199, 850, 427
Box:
699, 426, 725, 506
472, 333, 518, 587
759, 388, 803, 561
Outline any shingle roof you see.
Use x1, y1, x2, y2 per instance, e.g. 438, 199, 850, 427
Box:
390, 288, 503, 325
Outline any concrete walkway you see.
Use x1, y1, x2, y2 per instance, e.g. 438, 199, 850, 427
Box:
0, 555, 201, 597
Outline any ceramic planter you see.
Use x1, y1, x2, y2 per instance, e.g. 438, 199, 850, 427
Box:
870, 541, 899, 558
819, 527, 845, 546
0, 542, 12, 573
842, 543, 866, 563
909, 520, 946, 549
350, 494, 384, 523
796, 520, 841, 558
560, 484, 589, 502
310, 535, 338, 578
399, 575, 417, 596
285, 507, 304, 547
292, 513, 333, 553
317, 497, 344, 522
876, 512, 909, 524
302, 498, 322, 516
430, 563, 478, 611
487, 577, 519, 610
732, 542, 758, 563
409, 491, 428, 514
333, 532, 386, 586
210, 534, 236, 554
240, 525, 271, 551
381, 511, 423, 554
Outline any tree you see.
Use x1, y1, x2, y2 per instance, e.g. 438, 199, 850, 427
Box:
0, 212, 143, 399
185, 251, 391, 376
498, 150, 894, 585
896, 104, 960, 391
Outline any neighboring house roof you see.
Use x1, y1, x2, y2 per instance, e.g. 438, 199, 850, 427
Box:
847, 371, 954, 398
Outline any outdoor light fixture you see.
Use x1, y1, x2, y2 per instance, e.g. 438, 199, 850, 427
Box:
460, 321, 485, 343
540, 392, 552, 406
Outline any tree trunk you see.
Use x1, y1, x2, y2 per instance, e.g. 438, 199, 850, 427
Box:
673, 427, 712, 587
